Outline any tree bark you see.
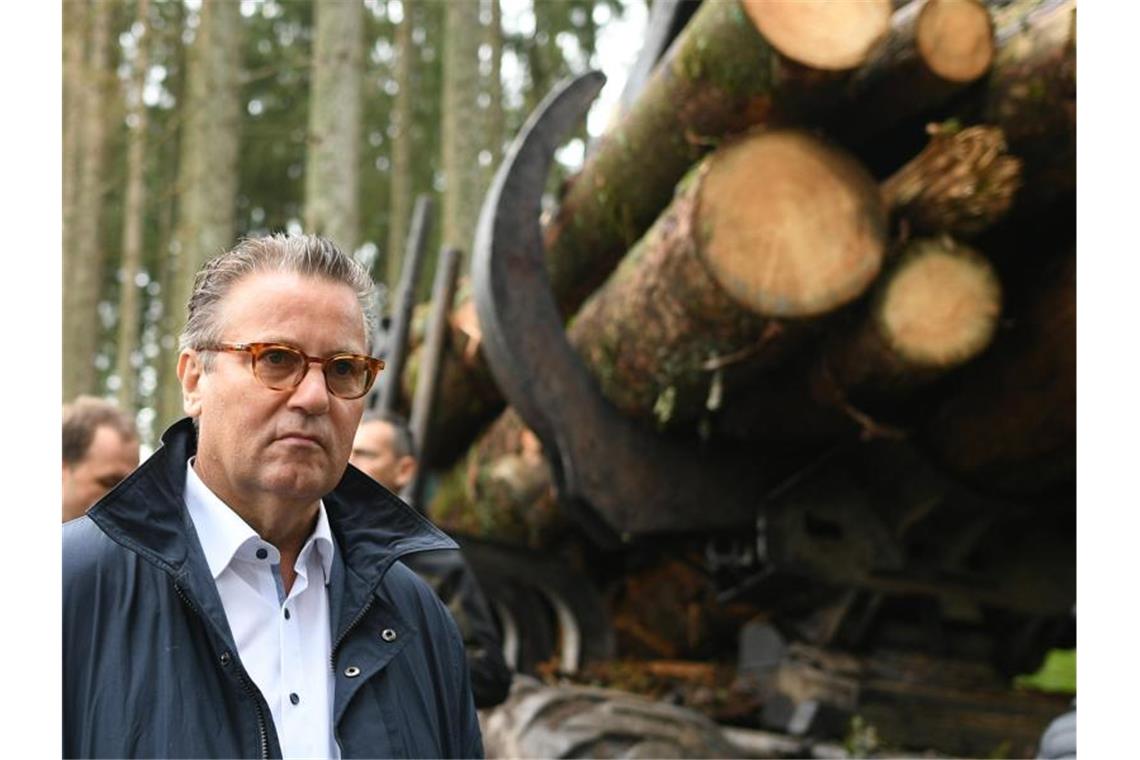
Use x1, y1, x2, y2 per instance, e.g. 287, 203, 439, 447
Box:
160, 0, 244, 428
64, 0, 113, 401
968, 0, 1076, 211
881, 122, 1022, 238
812, 236, 1002, 404
485, 0, 504, 175
545, 0, 891, 318
62, 0, 89, 302
921, 251, 1074, 495
386, 0, 415, 290
569, 129, 887, 427
834, 0, 996, 145
115, 0, 153, 413
304, 0, 363, 255
428, 407, 567, 550
441, 0, 482, 258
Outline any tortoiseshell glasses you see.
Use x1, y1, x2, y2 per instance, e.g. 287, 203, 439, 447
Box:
200, 342, 384, 400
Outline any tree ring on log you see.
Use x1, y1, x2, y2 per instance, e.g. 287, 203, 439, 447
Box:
916, 0, 996, 83
877, 237, 1001, 367
742, 0, 892, 71
696, 129, 887, 318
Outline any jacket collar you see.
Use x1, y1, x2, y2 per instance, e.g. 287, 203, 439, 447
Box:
87, 418, 457, 602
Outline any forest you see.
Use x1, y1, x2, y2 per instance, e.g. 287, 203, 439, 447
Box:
59, 0, 1081, 757
62, 0, 629, 444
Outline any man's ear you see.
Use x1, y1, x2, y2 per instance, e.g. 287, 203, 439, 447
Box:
177, 351, 204, 418
395, 455, 418, 491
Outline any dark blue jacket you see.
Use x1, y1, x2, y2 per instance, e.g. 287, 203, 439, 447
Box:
63, 419, 484, 759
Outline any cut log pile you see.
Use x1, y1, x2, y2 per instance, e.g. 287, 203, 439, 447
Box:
425, 0, 1075, 543
415, 3, 1075, 746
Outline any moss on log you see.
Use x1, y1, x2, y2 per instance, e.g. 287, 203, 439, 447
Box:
569, 129, 887, 426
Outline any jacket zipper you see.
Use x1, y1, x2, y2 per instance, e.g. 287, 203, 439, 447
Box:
330, 597, 375, 668
175, 583, 270, 760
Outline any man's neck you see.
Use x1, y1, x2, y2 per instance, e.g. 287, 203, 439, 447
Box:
191, 458, 318, 592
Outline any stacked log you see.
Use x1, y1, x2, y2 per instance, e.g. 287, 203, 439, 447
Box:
405, 0, 1037, 468
429, 0, 1074, 543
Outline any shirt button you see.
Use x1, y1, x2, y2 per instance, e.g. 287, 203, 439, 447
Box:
256, 548, 268, 560
290, 693, 300, 705
284, 608, 291, 620
380, 628, 397, 642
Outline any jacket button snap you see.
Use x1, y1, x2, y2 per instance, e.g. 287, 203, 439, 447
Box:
344, 666, 361, 678
220, 652, 232, 666
381, 628, 397, 642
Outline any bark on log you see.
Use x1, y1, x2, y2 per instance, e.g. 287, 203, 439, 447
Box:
403, 0, 1027, 466
812, 236, 1002, 405
969, 0, 1076, 211
920, 251, 1074, 495
568, 129, 887, 427
881, 122, 1021, 237
835, 0, 996, 144
546, 0, 892, 317
428, 408, 569, 549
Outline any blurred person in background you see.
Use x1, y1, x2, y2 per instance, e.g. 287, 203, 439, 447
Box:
352, 410, 512, 708
62, 396, 140, 522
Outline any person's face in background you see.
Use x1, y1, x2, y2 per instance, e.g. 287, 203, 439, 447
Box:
62, 425, 140, 521
350, 419, 417, 492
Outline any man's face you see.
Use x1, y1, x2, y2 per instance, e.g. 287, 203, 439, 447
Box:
350, 419, 416, 492
62, 425, 140, 521
179, 270, 368, 509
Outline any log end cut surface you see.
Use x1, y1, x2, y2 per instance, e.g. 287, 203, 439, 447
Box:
743, 0, 891, 71
879, 238, 1001, 368
917, 0, 995, 83
699, 130, 886, 318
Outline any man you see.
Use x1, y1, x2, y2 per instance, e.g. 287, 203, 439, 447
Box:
63, 234, 482, 758
61, 396, 140, 522
352, 411, 512, 708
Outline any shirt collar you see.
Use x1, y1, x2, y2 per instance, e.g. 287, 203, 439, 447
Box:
184, 459, 335, 584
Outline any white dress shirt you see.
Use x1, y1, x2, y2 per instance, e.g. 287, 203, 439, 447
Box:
185, 461, 341, 759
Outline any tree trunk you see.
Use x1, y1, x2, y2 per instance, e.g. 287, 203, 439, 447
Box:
968, 0, 1076, 211
921, 251, 1074, 495
545, 0, 892, 317
834, 0, 996, 144
160, 0, 244, 429
115, 0, 153, 413
881, 122, 1022, 238
812, 236, 1002, 404
386, 0, 415, 290
428, 407, 567, 550
441, 0, 482, 258
485, 0, 504, 175
304, 0, 362, 255
62, 0, 89, 299
64, 0, 113, 401
569, 129, 887, 427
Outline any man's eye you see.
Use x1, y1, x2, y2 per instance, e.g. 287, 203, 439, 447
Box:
264, 350, 290, 365
331, 359, 356, 376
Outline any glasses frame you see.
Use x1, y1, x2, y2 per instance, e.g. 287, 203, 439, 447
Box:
200, 342, 385, 400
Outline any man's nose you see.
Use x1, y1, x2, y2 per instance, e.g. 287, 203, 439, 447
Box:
288, 362, 331, 413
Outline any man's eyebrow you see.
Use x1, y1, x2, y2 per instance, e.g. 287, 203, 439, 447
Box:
352, 447, 379, 457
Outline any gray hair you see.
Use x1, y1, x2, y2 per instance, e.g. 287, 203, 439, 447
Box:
179, 234, 375, 368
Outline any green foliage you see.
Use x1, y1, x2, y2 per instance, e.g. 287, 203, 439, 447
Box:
1014, 648, 1076, 694
843, 715, 881, 758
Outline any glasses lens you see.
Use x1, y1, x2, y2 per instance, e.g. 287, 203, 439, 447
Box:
254, 346, 305, 389
324, 355, 372, 399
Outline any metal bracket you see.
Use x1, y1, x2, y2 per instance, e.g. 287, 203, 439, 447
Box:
472, 72, 764, 545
